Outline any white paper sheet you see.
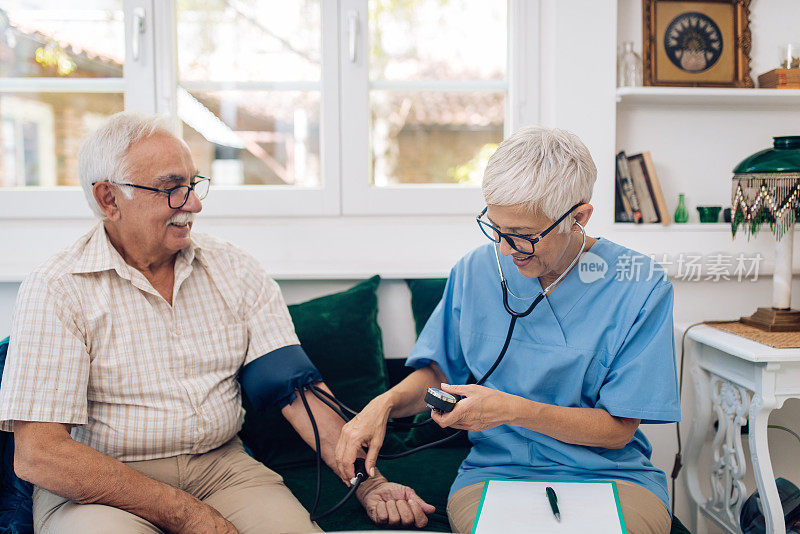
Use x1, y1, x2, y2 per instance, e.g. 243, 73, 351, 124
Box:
472, 479, 626, 534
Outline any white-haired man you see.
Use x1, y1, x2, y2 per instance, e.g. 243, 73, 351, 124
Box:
336, 126, 679, 534
0, 112, 434, 533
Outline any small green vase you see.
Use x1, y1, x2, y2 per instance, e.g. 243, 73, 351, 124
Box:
674, 193, 689, 223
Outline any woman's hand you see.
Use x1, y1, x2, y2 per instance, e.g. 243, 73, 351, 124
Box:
335, 395, 392, 483
430, 383, 518, 431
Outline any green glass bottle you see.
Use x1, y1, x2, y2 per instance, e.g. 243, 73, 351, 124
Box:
674, 193, 689, 223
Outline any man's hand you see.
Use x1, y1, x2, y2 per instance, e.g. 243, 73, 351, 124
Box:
430, 383, 513, 431
356, 477, 436, 528
173, 500, 238, 534
13, 421, 237, 533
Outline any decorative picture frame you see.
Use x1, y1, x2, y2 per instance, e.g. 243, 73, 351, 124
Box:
642, 0, 753, 87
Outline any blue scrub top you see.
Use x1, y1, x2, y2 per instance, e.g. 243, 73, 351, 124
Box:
406, 238, 680, 510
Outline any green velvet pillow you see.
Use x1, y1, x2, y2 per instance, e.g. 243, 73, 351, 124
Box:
240, 276, 391, 467
405, 278, 448, 336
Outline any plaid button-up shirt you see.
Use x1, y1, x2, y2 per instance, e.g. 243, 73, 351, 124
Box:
0, 223, 298, 461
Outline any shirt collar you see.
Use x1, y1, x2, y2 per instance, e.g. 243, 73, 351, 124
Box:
70, 222, 207, 276
178, 236, 208, 269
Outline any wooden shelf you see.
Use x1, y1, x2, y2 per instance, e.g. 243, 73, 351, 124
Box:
616, 87, 800, 106
612, 222, 733, 232
611, 223, 800, 232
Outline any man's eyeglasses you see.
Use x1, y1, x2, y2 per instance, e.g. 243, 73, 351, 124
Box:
92, 176, 211, 209
476, 202, 583, 255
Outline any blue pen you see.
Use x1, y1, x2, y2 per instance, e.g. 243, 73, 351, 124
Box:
546, 486, 561, 522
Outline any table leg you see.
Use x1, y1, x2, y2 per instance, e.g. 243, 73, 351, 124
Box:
749, 393, 785, 534
685, 364, 712, 534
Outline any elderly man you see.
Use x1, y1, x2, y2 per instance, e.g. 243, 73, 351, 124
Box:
0, 112, 434, 533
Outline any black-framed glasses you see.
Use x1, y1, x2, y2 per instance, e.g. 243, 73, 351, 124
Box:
92, 176, 211, 209
476, 202, 584, 255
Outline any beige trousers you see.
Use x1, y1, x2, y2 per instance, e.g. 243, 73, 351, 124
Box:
32, 437, 321, 534
447, 479, 671, 534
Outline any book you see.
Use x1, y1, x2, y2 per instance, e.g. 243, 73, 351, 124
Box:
627, 155, 659, 224
638, 151, 670, 226
614, 177, 634, 223
628, 152, 670, 225
473, 479, 627, 534
615, 151, 642, 223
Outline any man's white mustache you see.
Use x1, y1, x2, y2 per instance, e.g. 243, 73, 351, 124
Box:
167, 213, 195, 226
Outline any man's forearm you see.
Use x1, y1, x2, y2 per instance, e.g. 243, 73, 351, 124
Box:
281, 382, 353, 473
14, 423, 198, 532
283, 368, 443, 482
509, 397, 640, 449
282, 383, 395, 487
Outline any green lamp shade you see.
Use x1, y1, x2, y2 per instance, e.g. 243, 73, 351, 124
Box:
734, 136, 800, 174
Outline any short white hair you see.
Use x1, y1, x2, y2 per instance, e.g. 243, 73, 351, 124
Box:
78, 111, 175, 218
482, 125, 597, 233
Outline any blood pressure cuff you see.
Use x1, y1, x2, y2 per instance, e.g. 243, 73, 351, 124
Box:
240, 344, 323, 410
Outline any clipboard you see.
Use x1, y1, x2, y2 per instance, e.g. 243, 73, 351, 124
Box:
472, 479, 627, 534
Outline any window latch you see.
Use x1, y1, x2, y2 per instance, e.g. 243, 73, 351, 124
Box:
348, 10, 359, 63
132, 7, 146, 61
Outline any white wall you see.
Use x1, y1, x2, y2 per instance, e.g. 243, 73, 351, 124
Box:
0, 284, 16, 339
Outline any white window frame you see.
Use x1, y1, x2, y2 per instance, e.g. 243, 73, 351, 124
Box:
0, 1, 141, 220
0, 0, 538, 220
0, 0, 343, 219
175, 0, 342, 218
339, 0, 537, 215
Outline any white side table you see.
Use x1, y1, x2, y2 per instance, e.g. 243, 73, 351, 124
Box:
682, 324, 800, 534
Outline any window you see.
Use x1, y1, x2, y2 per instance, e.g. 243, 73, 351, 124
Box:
340, 0, 532, 214
0, 2, 125, 188
177, 1, 322, 187
0, 0, 536, 218
175, 0, 340, 216
368, 0, 507, 187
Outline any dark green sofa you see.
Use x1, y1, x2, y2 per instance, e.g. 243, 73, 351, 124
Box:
0, 277, 690, 533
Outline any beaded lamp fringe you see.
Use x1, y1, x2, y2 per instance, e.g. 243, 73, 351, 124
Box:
731, 173, 800, 241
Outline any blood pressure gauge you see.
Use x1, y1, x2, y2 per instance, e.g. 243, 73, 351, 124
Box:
424, 387, 461, 413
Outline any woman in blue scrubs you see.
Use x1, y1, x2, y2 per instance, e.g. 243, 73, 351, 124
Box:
335, 126, 679, 534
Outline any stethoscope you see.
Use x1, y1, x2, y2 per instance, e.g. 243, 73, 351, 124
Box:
493, 220, 588, 318
479, 220, 587, 382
